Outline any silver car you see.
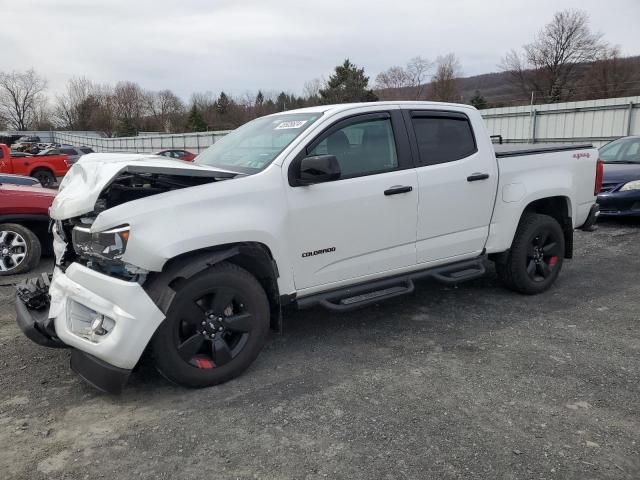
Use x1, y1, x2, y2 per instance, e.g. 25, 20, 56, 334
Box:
37, 146, 94, 164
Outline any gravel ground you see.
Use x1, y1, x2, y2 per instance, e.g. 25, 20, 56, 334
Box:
0, 220, 638, 480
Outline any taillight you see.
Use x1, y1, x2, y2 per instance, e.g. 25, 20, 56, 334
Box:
595, 159, 603, 195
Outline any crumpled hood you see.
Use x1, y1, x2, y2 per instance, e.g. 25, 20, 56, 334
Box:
50, 153, 236, 220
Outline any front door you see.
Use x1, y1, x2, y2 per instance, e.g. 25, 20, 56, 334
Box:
285, 110, 418, 291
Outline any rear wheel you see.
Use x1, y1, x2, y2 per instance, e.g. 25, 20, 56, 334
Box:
31, 169, 55, 187
495, 213, 565, 294
151, 262, 270, 388
0, 223, 41, 276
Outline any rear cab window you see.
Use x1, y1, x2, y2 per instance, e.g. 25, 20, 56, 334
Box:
409, 111, 477, 165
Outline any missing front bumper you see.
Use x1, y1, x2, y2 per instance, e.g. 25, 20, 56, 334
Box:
15, 274, 66, 349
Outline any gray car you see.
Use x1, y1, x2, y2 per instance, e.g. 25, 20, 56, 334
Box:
37, 146, 94, 164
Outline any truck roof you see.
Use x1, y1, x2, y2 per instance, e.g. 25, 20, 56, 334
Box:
272, 101, 477, 115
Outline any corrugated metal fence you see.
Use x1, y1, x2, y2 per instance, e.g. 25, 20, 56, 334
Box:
480, 96, 639, 147
52, 130, 231, 154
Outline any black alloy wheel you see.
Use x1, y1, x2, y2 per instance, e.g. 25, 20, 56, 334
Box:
526, 231, 562, 282
152, 262, 270, 388
175, 287, 253, 369
495, 213, 565, 294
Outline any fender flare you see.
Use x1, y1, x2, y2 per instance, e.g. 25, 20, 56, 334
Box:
143, 245, 283, 332
143, 247, 239, 314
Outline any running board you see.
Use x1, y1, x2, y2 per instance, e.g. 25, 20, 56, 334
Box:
297, 257, 486, 312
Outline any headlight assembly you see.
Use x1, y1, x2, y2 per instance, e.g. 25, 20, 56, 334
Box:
72, 225, 130, 261
620, 180, 640, 192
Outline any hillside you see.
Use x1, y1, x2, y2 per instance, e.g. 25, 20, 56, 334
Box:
377, 55, 640, 107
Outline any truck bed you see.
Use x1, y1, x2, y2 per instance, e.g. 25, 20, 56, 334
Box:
494, 143, 593, 158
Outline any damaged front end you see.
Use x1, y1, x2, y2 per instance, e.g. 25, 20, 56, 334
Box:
15, 273, 66, 348
52, 156, 239, 280
15, 154, 239, 392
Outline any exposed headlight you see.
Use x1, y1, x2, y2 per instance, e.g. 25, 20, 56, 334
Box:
620, 180, 640, 192
72, 225, 130, 261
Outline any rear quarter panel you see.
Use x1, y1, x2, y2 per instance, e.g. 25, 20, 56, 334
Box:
26, 155, 70, 176
485, 148, 598, 254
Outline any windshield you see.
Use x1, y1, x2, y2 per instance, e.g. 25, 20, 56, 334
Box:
196, 112, 322, 173
600, 137, 640, 164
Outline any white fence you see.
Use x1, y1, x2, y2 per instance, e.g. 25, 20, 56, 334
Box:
52, 130, 231, 154
481, 96, 640, 147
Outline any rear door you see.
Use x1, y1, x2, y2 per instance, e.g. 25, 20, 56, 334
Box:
285, 109, 418, 291
405, 109, 498, 264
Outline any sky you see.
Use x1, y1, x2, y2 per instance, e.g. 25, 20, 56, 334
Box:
1, 0, 639, 100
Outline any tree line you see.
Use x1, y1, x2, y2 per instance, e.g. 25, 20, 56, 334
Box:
0, 9, 637, 136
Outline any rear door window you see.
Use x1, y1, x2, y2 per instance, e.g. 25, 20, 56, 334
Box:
410, 113, 477, 165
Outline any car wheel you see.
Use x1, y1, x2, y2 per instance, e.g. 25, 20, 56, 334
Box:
31, 169, 55, 187
151, 262, 270, 388
495, 213, 565, 294
0, 223, 42, 276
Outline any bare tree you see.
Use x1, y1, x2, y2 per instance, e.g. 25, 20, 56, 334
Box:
55, 76, 98, 129
406, 56, 433, 99
501, 9, 608, 102
112, 81, 146, 135
579, 47, 639, 99
303, 77, 325, 105
427, 53, 462, 102
376, 56, 433, 99
376, 66, 411, 90
0, 69, 47, 130
146, 89, 184, 132
90, 84, 118, 137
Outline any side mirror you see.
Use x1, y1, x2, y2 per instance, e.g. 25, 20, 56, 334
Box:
293, 155, 341, 186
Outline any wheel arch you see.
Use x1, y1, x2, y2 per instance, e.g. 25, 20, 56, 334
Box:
0, 215, 50, 254
521, 196, 573, 259
144, 242, 283, 332
28, 165, 55, 176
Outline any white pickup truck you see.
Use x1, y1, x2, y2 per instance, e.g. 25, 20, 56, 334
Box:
16, 101, 602, 393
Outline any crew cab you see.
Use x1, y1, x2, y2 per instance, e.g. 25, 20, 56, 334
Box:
15, 102, 601, 393
0, 143, 70, 187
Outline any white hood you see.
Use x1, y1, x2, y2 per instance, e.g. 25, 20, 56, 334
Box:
50, 153, 236, 220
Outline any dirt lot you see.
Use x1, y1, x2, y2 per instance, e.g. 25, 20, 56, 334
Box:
0, 220, 638, 480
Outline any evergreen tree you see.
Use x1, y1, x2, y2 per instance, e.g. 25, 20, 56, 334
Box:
319, 59, 378, 104
470, 90, 488, 109
276, 92, 288, 111
116, 117, 137, 137
185, 104, 207, 132
255, 90, 264, 107
215, 92, 231, 115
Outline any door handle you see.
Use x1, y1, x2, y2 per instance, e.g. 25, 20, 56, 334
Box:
467, 173, 490, 182
384, 185, 413, 196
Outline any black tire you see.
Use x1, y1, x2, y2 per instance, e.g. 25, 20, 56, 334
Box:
151, 261, 270, 388
0, 223, 41, 276
495, 213, 565, 295
31, 169, 55, 187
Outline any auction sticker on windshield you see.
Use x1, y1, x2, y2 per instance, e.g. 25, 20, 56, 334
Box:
275, 120, 308, 130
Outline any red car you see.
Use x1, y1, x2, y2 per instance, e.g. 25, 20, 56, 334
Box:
0, 182, 56, 275
155, 149, 196, 162
0, 143, 71, 187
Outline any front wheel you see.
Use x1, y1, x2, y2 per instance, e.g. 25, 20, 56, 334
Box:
31, 169, 55, 187
0, 223, 41, 276
151, 262, 270, 388
495, 213, 565, 294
